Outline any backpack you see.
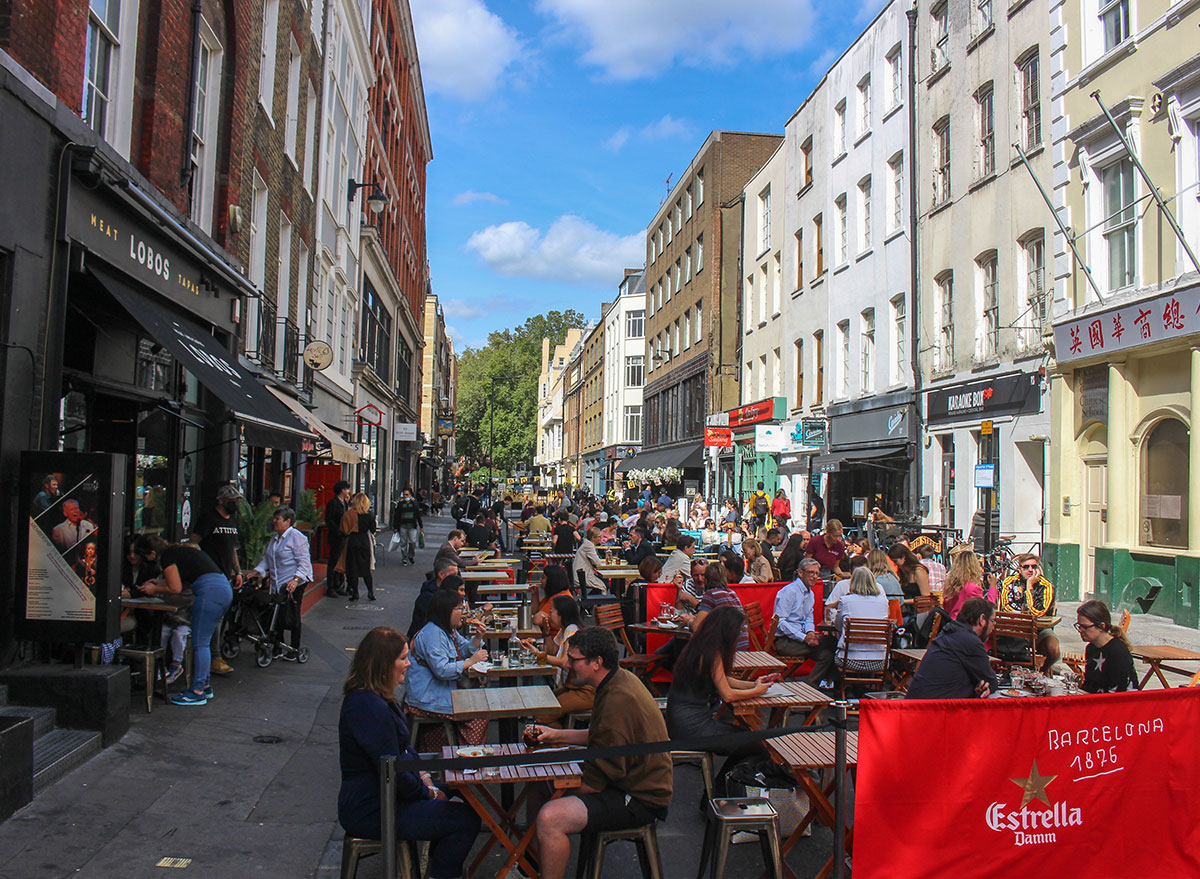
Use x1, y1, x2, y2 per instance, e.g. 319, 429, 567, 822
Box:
753, 493, 769, 517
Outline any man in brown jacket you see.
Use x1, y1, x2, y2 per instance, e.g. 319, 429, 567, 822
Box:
531, 626, 672, 878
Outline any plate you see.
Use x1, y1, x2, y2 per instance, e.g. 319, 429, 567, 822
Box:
656, 620, 678, 629
1000, 688, 1030, 698
457, 746, 492, 758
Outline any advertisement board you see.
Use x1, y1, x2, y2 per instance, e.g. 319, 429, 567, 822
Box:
18, 451, 127, 643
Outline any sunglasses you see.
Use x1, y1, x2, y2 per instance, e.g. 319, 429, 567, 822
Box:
1019, 563, 1040, 570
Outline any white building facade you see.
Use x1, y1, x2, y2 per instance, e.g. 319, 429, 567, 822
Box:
602, 270, 647, 493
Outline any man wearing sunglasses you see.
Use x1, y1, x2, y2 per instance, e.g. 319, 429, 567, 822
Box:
998, 553, 1060, 670
528, 627, 672, 879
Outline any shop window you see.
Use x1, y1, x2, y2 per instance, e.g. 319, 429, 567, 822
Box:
1140, 418, 1189, 549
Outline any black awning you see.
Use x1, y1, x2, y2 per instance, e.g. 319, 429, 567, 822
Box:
91, 266, 311, 450
814, 445, 910, 473
621, 441, 705, 472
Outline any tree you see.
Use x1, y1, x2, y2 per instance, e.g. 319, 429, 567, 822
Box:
456, 310, 587, 475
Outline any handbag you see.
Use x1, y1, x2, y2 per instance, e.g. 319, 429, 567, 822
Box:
389, 532, 402, 552
418, 531, 425, 549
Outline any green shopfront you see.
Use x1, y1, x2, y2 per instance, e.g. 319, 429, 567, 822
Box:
728, 397, 787, 503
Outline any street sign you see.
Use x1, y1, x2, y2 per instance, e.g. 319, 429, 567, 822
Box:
974, 464, 995, 489
706, 412, 730, 427
981, 420, 993, 435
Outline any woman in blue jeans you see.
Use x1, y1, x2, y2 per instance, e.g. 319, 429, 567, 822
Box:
134, 535, 233, 706
339, 627, 480, 878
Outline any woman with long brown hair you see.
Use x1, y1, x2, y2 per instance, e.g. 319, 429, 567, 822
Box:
940, 549, 989, 618
1075, 600, 1137, 693
887, 542, 930, 598
338, 627, 480, 877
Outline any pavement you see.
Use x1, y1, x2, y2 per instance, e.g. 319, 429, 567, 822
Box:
2, 515, 1198, 879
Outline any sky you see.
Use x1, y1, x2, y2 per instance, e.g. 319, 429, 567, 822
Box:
409, 0, 886, 351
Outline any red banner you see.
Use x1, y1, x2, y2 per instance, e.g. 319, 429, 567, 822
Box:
854, 689, 1200, 878
704, 427, 732, 447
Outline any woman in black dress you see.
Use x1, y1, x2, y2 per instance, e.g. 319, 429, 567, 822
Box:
342, 492, 377, 602
1076, 599, 1138, 693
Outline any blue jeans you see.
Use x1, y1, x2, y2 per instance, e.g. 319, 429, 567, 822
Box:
191, 573, 233, 690
395, 798, 481, 878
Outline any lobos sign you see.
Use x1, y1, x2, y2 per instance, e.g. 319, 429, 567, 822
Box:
853, 689, 1200, 878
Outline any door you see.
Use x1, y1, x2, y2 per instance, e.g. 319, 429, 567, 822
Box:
1083, 459, 1108, 597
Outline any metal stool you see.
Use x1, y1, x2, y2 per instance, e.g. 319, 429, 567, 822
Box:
339, 834, 419, 879
696, 797, 783, 879
116, 646, 166, 713
670, 750, 715, 801
405, 713, 458, 749
576, 822, 664, 879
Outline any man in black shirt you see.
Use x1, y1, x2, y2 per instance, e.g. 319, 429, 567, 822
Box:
466, 511, 497, 552
324, 481, 351, 596
552, 511, 577, 554
906, 598, 999, 700
191, 484, 244, 676
622, 526, 655, 566
456, 489, 483, 532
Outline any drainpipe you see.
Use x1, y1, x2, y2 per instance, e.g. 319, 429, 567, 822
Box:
905, 2, 923, 519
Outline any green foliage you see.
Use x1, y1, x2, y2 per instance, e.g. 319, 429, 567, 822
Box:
237, 499, 279, 569
295, 489, 322, 530
456, 309, 588, 472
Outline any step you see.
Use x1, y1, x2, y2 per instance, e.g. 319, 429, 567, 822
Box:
32, 728, 102, 795
0, 705, 56, 739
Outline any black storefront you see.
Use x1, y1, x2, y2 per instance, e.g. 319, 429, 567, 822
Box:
816, 391, 918, 525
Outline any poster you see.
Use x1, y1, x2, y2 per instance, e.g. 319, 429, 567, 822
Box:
18, 451, 126, 643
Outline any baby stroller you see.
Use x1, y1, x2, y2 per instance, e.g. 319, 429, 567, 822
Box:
220, 586, 309, 667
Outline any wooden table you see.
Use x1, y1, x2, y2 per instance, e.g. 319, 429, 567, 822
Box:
478, 627, 541, 641
474, 582, 531, 594
1131, 645, 1200, 689
460, 570, 513, 583
767, 730, 859, 878
628, 621, 691, 641
444, 742, 582, 879
889, 647, 926, 692
731, 651, 785, 676
728, 679, 829, 729
469, 662, 557, 686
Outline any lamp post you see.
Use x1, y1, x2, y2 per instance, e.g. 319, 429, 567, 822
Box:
487, 375, 520, 503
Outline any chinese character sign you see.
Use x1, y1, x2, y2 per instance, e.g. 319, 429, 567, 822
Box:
1053, 285, 1200, 363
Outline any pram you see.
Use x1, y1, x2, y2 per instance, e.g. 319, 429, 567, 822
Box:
220, 586, 309, 668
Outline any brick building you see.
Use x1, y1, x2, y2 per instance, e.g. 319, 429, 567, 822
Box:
579, 319, 605, 493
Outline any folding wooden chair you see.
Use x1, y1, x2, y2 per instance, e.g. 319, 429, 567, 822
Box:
743, 601, 767, 651
764, 613, 806, 680
991, 612, 1038, 671
836, 618, 893, 698
912, 594, 940, 613
594, 603, 662, 695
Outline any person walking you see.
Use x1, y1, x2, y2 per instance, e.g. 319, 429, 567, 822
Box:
391, 484, 424, 566
249, 506, 313, 657
342, 493, 378, 602
324, 481, 351, 596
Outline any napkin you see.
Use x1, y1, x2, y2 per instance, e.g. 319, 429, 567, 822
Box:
765, 683, 791, 698
473, 662, 494, 674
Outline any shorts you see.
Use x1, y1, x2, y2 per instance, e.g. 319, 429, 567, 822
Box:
578, 787, 667, 833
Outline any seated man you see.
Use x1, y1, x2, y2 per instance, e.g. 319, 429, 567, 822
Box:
531, 627, 673, 879
772, 558, 837, 687
435, 529, 469, 569
906, 597, 999, 699
998, 553, 1060, 670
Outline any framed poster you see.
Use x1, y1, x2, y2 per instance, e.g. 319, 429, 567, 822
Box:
17, 451, 127, 644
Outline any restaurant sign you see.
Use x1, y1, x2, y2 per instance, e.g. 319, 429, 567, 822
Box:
926, 373, 1043, 425
728, 396, 786, 429
1052, 282, 1200, 364
704, 427, 732, 447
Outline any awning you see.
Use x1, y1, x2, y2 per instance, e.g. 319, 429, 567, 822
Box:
620, 441, 705, 472
91, 266, 312, 450
265, 387, 361, 464
813, 445, 910, 473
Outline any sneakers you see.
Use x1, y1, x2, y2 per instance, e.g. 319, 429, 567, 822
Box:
211, 657, 235, 675
164, 664, 184, 685
171, 689, 208, 706
203, 685, 214, 700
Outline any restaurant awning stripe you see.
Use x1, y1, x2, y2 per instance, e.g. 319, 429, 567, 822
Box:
90, 266, 311, 451
265, 386, 361, 464
620, 441, 705, 472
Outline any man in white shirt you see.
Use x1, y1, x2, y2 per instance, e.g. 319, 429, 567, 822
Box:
660, 535, 695, 585
51, 500, 96, 555
773, 558, 837, 687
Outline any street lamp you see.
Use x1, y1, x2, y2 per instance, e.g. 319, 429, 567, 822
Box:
486, 375, 520, 502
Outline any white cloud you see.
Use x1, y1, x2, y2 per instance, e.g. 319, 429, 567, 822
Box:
454, 190, 508, 206
411, 0, 521, 100
466, 215, 644, 286
604, 127, 631, 152
539, 0, 815, 80
604, 115, 693, 152
443, 298, 496, 320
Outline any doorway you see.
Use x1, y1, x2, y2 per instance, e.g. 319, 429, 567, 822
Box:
1082, 458, 1108, 598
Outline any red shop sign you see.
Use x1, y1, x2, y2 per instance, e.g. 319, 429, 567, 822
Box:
727, 397, 783, 429
704, 427, 732, 447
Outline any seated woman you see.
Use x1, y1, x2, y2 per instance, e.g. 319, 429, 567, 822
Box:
1076, 599, 1138, 693
667, 605, 771, 796
338, 627, 481, 878
866, 548, 903, 599
526, 595, 593, 727
940, 549, 992, 619
700, 518, 722, 551
532, 564, 571, 641
404, 589, 490, 750
741, 538, 772, 583
777, 533, 807, 582
833, 567, 891, 673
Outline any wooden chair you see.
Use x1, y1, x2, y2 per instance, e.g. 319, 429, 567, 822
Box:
912, 594, 940, 613
1117, 608, 1131, 636
929, 610, 946, 641
836, 618, 893, 698
593, 603, 662, 695
991, 612, 1038, 670
1188, 669, 1200, 688
764, 614, 806, 680
743, 601, 767, 651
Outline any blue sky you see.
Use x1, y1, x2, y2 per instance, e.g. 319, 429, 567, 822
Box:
410, 0, 884, 350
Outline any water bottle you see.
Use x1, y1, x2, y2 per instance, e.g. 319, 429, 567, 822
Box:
508, 633, 520, 667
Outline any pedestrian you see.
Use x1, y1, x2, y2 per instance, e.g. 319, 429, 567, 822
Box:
248, 506, 313, 658
771, 488, 791, 537
391, 484, 424, 565
134, 535, 233, 705
342, 493, 378, 602
324, 481, 351, 596
190, 483, 243, 677
747, 482, 771, 537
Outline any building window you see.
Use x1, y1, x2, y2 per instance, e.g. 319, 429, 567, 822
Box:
933, 117, 951, 206
1141, 418, 1189, 549
1103, 159, 1137, 290
303, 85, 317, 192
977, 84, 995, 178
759, 353, 768, 399
759, 186, 772, 253
249, 172, 268, 290
696, 234, 704, 272
814, 214, 824, 276
626, 309, 644, 338
1100, 0, 1129, 53
861, 309, 875, 393
685, 247, 693, 283
258, 0, 279, 118
978, 252, 999, 360
802, 137, 814, 188
694, 300, 703, 343
835, 195, 848, 264
932, 2, 949, 72
673, 258, 682, 295
396, 340, 413, 403
1019, 51, 1042, 150
673, 200, 682, 234
284, 39, 301, 158
666, 214, 673, 245
656, 227, 663, 256
814, 330, 824, 405
83, 0, 122, 136
188, 22, 222, 233
887, 47, 902, 110
696, 168, 704, 205
1022, 232, 1046, 347
624, 405, 642, 442
794, 338, 804, 408
834, 100, 847, 155
683, 309, 691, 349
359, 279, 392, 382
858, 177, 871, 251
977, 0, 993, 33
837, 320, 850, 396
889, 154, 904, 231
858, 75, 871, 137
685, 185, 693, 220
625, 355, 644, 388
795, 229, 804, 290
936, 272, 954, 369
890, 293, 906, 385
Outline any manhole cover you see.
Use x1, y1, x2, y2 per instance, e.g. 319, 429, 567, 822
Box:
344, 603, 385, 611
253, 735, 283, 744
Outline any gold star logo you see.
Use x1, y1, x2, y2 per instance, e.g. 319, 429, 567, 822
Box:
1010, 760, 1057, 808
